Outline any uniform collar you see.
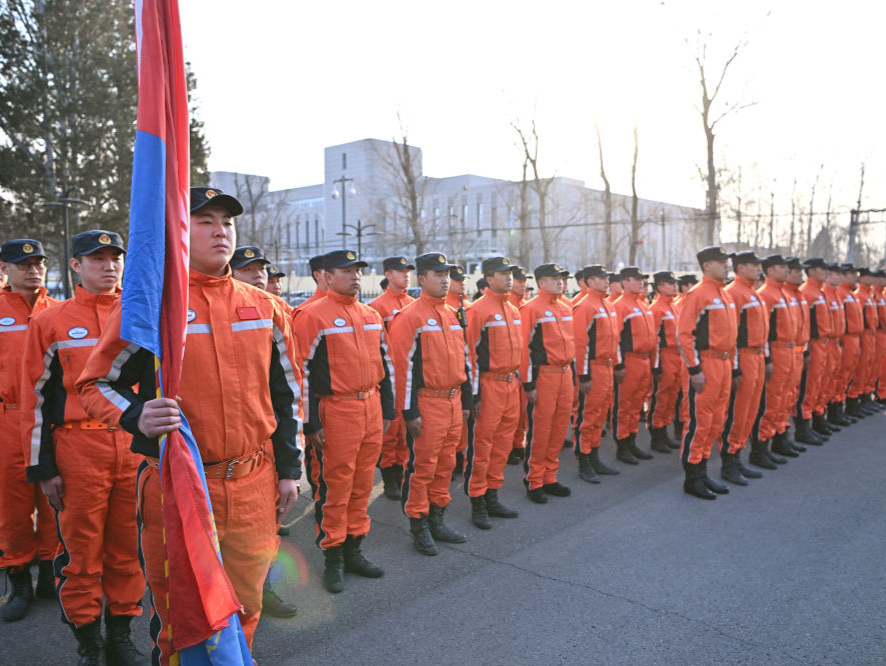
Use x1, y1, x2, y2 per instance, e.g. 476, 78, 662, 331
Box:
73, 283, 120, 306
734, 275, 756, 289
189, 266, 232, 287
765, 277, 786, 290
537, 289, 560, 304
327, 289, 358, 306
0, 285, 49, 311
385, 286, 408, 299
805, 278, 824, 290
702, 274, 726, 287
484, 290, 511, 305
419, 291, 445, 306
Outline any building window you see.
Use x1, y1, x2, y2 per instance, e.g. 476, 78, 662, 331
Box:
476, 202, 483, 233
315, 217, 320, 252
342, 153, 347, 170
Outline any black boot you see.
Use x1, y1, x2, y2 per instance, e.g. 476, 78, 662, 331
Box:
812, 412, 835, 435
648, 427, 672, 454
794, 417, 825, 445
322, 546, 345, 594
577, 453, 601, 484
470, 496, 492, 529
485, 489, 518, 518
72, 620, 104, 666
720, 451, 748, 486
588, 447, 620, 475
615, 437, 639, 465
749, 439, 777, 470
846, 396, 865, 418
734, 449, 762, 478
507, 448, 524, 465
861, 394, 881, 414
700, 459, 729, 494
35, 559, 55, 599
673, 420, 684, 443
683, 461, 716, 500
543, 481, 571, 497
1, 567, 33, 622
665, 428, 681, 449
627, 434, 653, 460
428, 504, 466, 543
451, 451, 464, 480
392, 464, 405, 491
771, 432, 799, 458
343, 535, 384, 578
261, 576, 298, 618
527, 487, 548, 504
828, 402, 852, 426
105, 611, 146, 665
277, 524, 291, 537
409, 516, 438, 556
380, 467, 401, 500
838, 401, 857, 424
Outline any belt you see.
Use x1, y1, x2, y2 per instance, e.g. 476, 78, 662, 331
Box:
660, 346, 680, 354
700, 350, 730, 360
844, 332, 860, 338
481, 372, 516, 383
773, 341, 796, 348
816, 338, 831, 345
2, 403, 18, 411
738, 347, 764, 355
539, 365, 570, 374
591, 358, 615, 367
794, 345, 805, 352
625, 351, 652, 360
863, 329, 876, 336
418, 386, 461, 399
145, 447, 265, 480
61, 418, 120, 431
327, 387, 376, 401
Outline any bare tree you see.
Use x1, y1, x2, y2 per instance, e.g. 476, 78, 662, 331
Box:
693, 33, 755, 245
594, 122, 615, 265
231, 173, 271, 245
805, 163, 824, 255
511, 118, 557, 261
628, 124, 642, 264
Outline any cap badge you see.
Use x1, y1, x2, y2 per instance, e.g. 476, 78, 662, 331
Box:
401, 257, 407, 264
457, 268, 464, 274
244, 249, 255, 258
205, 189, 217, 198
438, 255, 445, 263
502, 258, 509, 265
269, 266, 276, 273
99, 234, 111, 245
347, 252, 356, 260
22, 243, 33, 254
554, 265, 561, 271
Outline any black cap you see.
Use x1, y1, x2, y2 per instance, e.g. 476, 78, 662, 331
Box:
609, 273, 622, 283
731, 251, 762, 268
449, 265, 467, 281
72, 230, 125, 256
309, 254, 326, 274
697, 246, 732, 264
0, 239, 47, 263
267, 265, 286, 279
477, 277, 488, 289
653, 270, 678, 284
786, 256, 803, 270
383, 256, 415, 272
511, 266, 531, 280
324, 249, 368, 270
231, 246, 270, 269
415, 252, 456, 272
873, 269, 886, 278
858, 267, 873, 277
803, 257, 827, 270
619, 266, 649, 280
762, 254, 788, 271
840, 262, 856, 273
481, 256, 513, 274
534, 263, 569, 280
678, 274, 699, 286
582, 265, 612, 280
190, 186, 244, 216
825, 261, 842, 271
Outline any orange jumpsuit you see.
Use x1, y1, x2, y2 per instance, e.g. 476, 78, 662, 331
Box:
877, 287, 886, 399
784, 282, 810, 419
612, 292, 657, 441
756, 279, 799, 441
836, 283, 863, 401
21, 285, 143, 628
822, 284, 845, 409
77, 269, 301, 660
293, 287, 326, 318
798, 278, 833, 420
464, 291, 522, 498
294, 289, 395, 549
447, 292, 470, 454
508, 291, 529, 453
369, 288, 414, 470
851, 283, 878, 397
677, 275, 737, 464
389, 293, 472, 518
722, 276, 769, 453
572, 290, 620, 454
292, 287, 326, 497
648, 294, 681, 429
519, 292, 575, 490
0, 286, 59, 572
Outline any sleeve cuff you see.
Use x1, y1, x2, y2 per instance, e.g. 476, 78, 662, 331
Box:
26, 464, 59, 483
732, 369, 742, 378
119, 402, 146, 438
522, 382, 535, 392
402, 407, 420, 421
614, 363, 625, 371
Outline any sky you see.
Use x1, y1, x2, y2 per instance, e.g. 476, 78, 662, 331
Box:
178, 0, 885, 224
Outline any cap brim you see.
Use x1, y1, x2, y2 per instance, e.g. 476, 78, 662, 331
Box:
192, 194, 244, 216
328, 260, 369, 270
79, 245, 126, 256
655, 277, 678, 284
231, 257, 271, 269
9, 253, 48, 262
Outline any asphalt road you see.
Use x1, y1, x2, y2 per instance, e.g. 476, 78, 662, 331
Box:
3, 410, 885, 665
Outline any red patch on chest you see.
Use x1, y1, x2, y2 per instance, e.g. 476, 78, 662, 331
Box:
237, 306, 260, 320
364, 316, 377, 325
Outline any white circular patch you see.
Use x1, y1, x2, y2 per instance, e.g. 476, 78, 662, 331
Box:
393, 309, 399, 315
751, 295, 757, 301
544, 310, 553, 317
67, 326, 88, 339
599, 308, 605, 313
713, 298, 721, 304
633, 307, 640, 313
427, 318, 438, 326
0, 317, 14, 326
494, 313, 503, 321
333, 317, 347, 327
187, 309, 197, 322
780, 298, 785, 304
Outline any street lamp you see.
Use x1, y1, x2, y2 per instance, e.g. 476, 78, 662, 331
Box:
330, 175, 356, 249
42, 184, 88, 299
336, 219, 380, 260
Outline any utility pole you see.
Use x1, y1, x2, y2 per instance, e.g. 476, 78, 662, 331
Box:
331, 174, 355, 249
42, 184, 88, 299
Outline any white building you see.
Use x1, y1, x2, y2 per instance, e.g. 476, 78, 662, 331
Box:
212, 138, 708, 278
